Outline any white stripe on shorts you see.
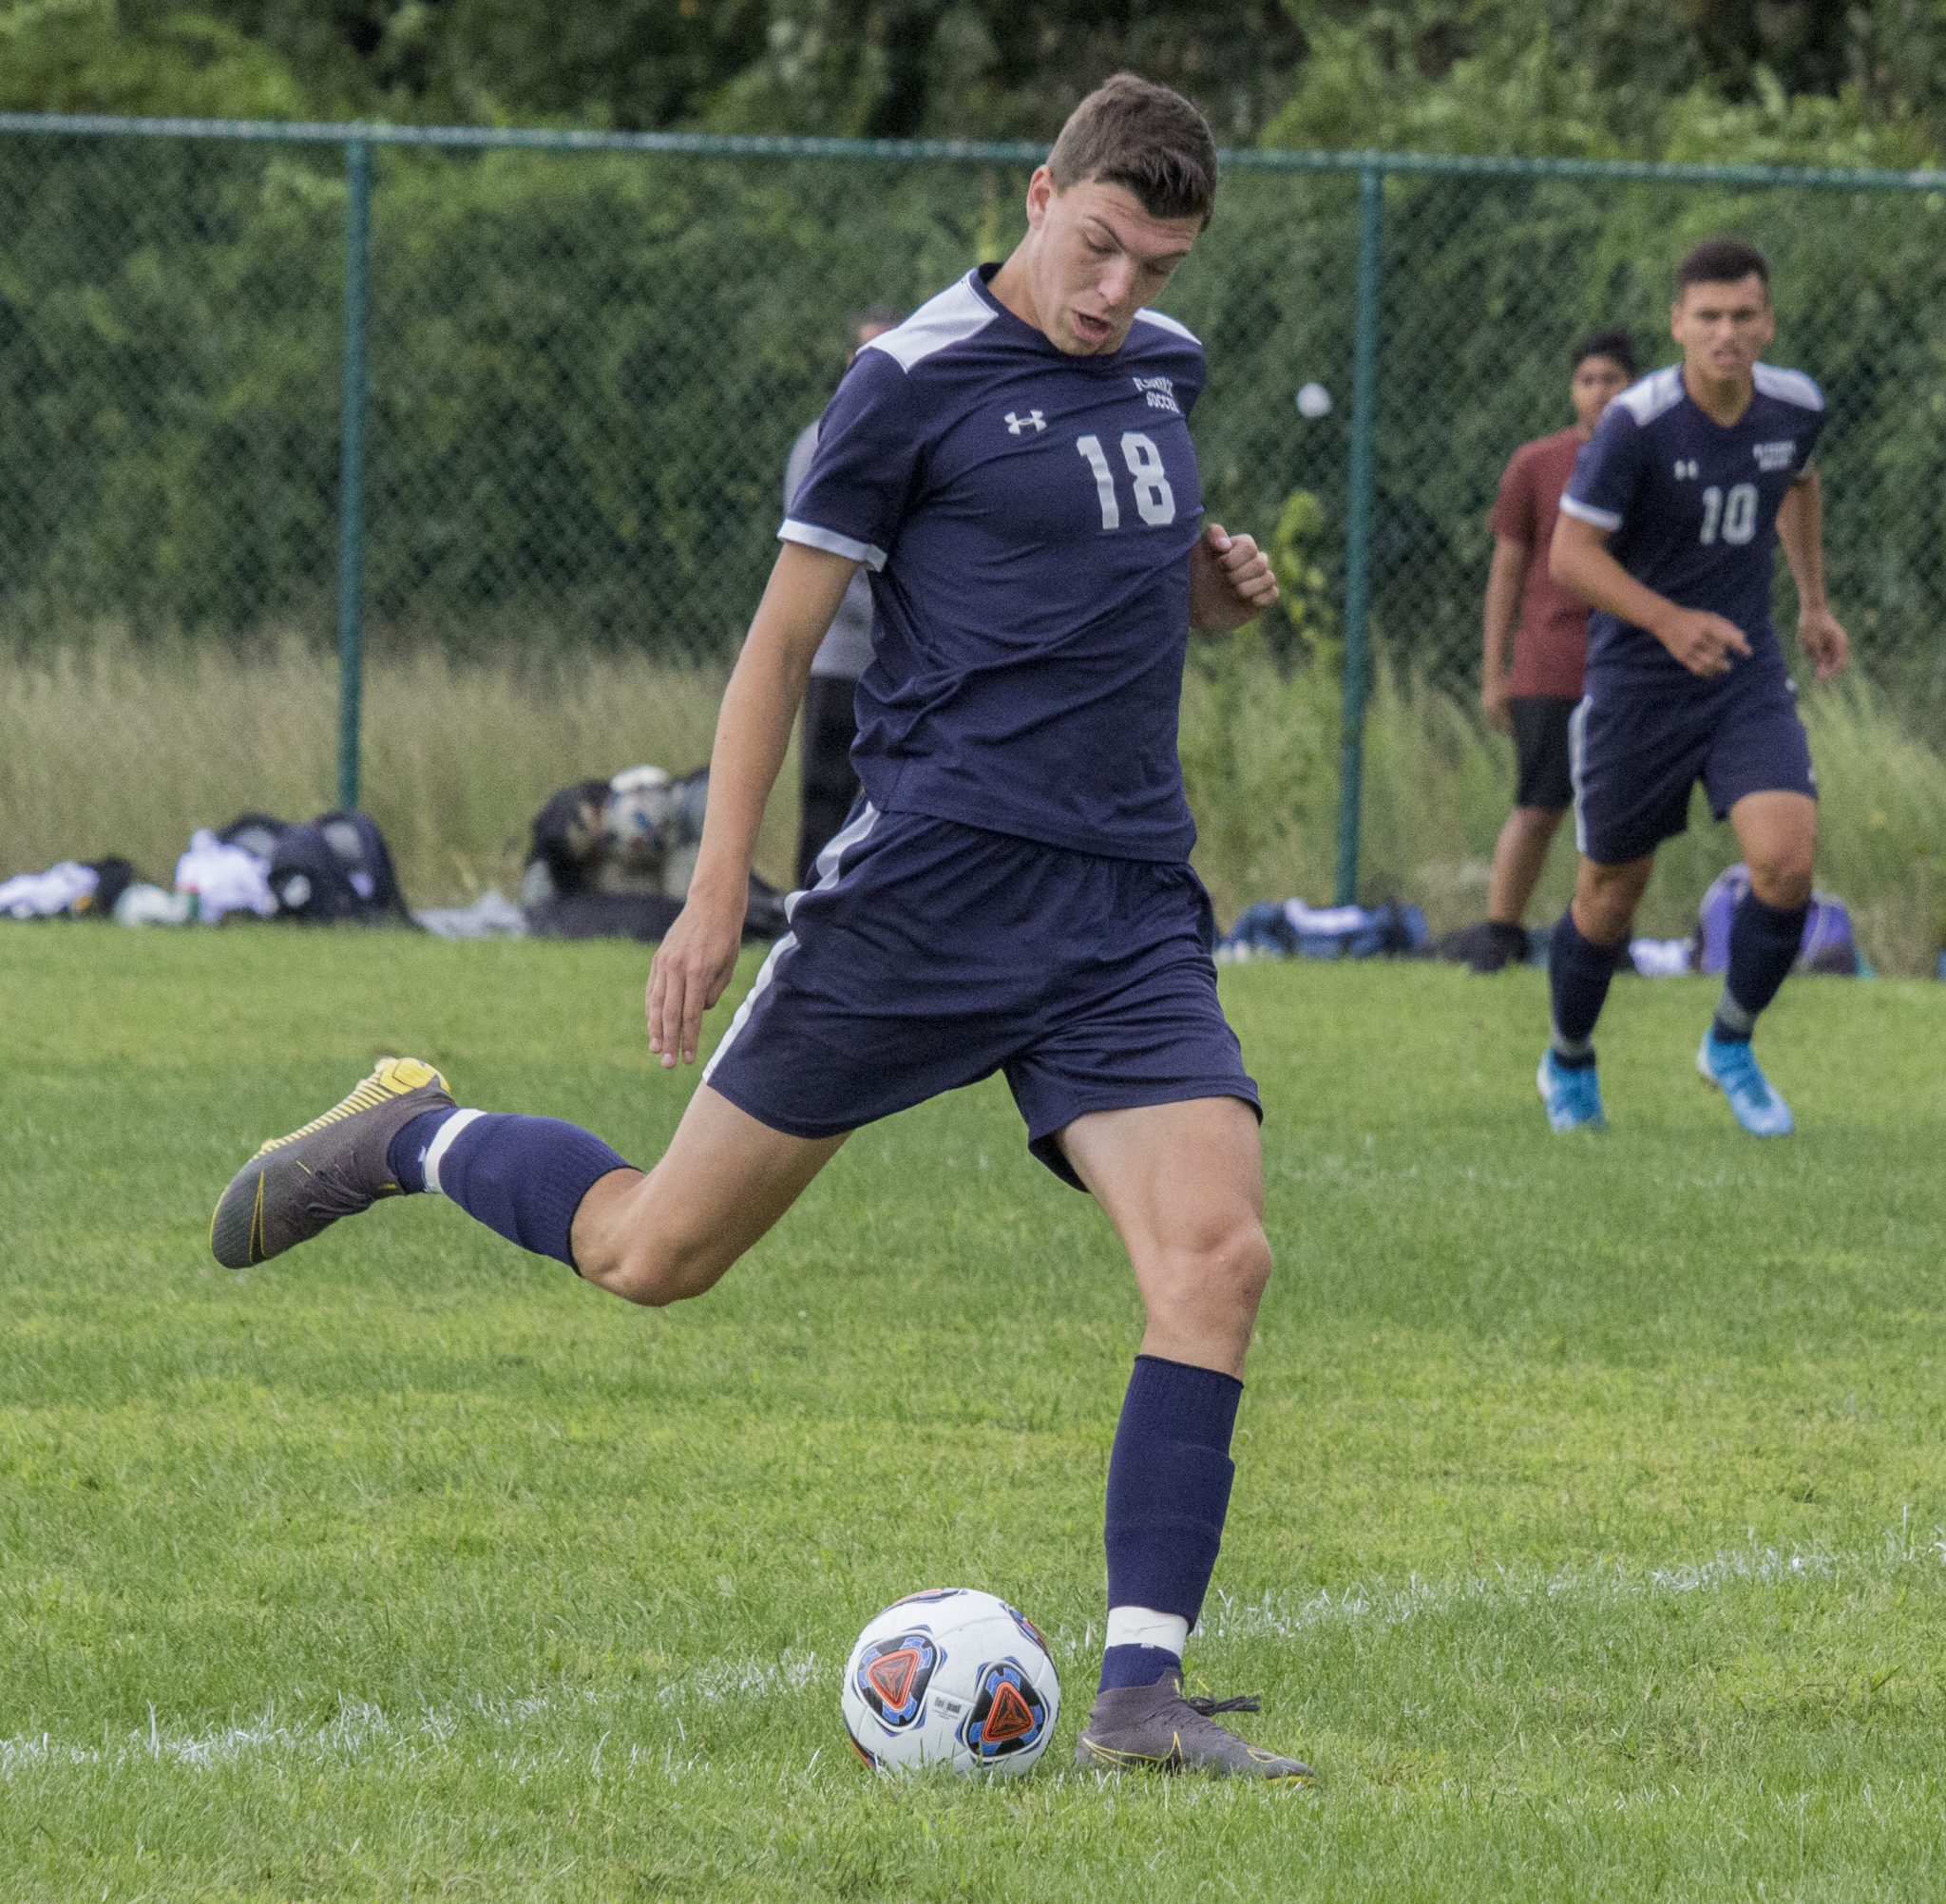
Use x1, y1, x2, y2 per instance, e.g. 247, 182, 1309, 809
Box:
700, 802, 881, 1088
1568, 694, 1592, 858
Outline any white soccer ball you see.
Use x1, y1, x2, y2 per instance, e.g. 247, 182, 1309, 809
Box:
1296, 380, 1334, 418
840, 1588, 1060, 1776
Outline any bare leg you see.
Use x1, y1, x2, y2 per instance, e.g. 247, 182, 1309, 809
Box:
1059, 1095, 1270, 1377
1570, 850, 1655, 947
1487, 805, 1568, 926
569, 1085, 846, 1306
1728, 790, 1818, 908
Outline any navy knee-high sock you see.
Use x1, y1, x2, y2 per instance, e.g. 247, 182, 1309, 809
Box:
388, 1109, 631, 1268
1548, 908, 1621, 1067
1097, 1355, 1243, 1694
1712, 892, 1807, 1042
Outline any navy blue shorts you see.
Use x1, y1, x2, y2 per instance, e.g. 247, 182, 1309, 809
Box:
702, 804, 1260, 1190
1570, 673, 1816, 867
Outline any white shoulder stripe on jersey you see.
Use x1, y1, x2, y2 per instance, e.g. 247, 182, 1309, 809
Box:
1752, 362, 1824, 411
1133, 307, 1200, 345
779, 519, 887, 573
1559, 494, 1623, 532
700, 803, 882, 1088
1615, 365, 1685, 427
864, 276, 997, 371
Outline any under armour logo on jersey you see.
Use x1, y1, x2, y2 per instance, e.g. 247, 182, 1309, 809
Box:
1004, 410, 1046, 435
1673, 459, 1700, 480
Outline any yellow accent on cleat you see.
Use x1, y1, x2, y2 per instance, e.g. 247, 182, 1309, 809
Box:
254, 1057, 448, 1157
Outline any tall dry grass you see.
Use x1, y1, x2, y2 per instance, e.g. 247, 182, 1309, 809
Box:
4, 636, 1942, 971
0, 637, 792, 901
1176, 641, 1946, 972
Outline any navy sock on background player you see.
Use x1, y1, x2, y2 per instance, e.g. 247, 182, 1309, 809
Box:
390, 1109, 630, 1267
1097, 1354, 1241, 1693
1712, 892, 1806, 1042
1548, 908, 1620, 1067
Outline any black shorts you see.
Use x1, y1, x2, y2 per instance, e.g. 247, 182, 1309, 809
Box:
1510, 695, 1577, 810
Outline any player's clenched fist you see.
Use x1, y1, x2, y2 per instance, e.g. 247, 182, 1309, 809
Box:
647, 886, 745, 1068
1656, 606, 1752, 677
1189, 523, 1279, 634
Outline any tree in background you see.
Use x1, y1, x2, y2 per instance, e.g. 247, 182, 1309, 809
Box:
9, 2, 1946, 157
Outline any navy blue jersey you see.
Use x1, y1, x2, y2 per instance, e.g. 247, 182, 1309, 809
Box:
780, 265, 1206, 861
1560, 362, 1825, 692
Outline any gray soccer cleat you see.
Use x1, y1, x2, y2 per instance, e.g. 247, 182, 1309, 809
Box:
210, 1057, 454, 1268
1073, 1673, 1315, 1781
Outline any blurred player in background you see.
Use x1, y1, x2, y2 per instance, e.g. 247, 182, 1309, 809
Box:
1539, 237, 1849, 1135
1473, 330, 1636, 973
786, 307, 899, 885
213, 76, 1312, 1780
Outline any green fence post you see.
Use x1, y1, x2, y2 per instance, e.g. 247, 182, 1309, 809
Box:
334, 137, 372, 812
1334, 163, 1384, 905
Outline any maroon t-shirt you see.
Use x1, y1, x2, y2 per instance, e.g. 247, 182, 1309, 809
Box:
1489, 427, 1591, 699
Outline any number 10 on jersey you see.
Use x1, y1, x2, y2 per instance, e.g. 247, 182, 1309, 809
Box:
1700, 481, 1758, 546
1077, 431, 1176, 529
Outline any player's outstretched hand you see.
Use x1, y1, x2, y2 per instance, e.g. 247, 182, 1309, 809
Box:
1657, 607, 1752, 678
1798, 605, 1851, 681
646, 883, 747, 1069
1189, 524, 1279, 635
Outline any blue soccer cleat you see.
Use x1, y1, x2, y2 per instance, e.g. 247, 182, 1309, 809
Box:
1697, 1031, 1794, 1135
1536, 1050, 1606, 1132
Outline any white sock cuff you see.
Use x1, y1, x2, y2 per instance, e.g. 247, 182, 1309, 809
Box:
422, 1107, 485, 1196
1105, 1607, 1190, 1656
1715, 989, 1756, 1035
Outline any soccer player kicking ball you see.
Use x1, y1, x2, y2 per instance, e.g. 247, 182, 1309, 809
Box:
1538, 237, 1850, 1135
212, 75, 1310, 1781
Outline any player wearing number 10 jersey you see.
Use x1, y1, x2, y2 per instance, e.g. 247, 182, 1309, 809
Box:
1538, 237, 1851, 1136
211, 76, 1312, 1780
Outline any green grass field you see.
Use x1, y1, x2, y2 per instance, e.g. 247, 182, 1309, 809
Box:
5, 927, 1946, 1900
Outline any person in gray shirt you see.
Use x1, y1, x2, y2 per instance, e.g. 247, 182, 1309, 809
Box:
786, 307, 899, 885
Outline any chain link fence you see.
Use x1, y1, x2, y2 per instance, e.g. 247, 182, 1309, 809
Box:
3, 117, 1944, 894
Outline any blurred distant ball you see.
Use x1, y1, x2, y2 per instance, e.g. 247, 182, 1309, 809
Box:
841, 1588, 1060, 1777
1296, 381, 1334, 419
601, 765, 676, 872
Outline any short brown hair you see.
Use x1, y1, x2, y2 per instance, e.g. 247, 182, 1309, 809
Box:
1047, 74, 1218, 227
1677, 237, 1770, 295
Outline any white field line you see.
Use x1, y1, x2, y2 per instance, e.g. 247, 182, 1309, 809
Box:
0, 1654, 821, 1780
4, 1527, 1939, 1780
1198, 1520, 1946, 1647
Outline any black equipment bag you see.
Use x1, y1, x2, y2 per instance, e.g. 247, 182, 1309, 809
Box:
218, 810, 409, 924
